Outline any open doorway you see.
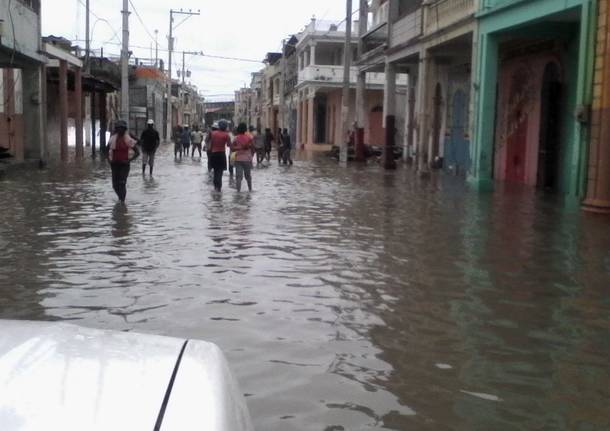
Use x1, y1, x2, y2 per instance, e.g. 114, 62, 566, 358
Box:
537, 62, 562, 190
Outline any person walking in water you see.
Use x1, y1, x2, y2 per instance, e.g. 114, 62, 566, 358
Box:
208, 120, 232, 192
205, 124, 217, 179
251, 126, 265, 166
191, 125, 204, 158
173, 125, 183, 158
282, 128, 293, 166
263, 128, 274, 163
108, 120, 140, 203
277, 128, 283, 165
180, 125, 191, 158
140, 119, 159, 176
231, 123, 254, 192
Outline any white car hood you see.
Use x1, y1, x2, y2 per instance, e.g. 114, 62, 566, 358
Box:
0, 320, 253, 431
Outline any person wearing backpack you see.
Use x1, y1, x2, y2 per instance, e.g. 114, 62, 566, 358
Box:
108, 120, 140, 203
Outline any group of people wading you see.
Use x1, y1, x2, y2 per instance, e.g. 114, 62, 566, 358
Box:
107, 119, 294, 202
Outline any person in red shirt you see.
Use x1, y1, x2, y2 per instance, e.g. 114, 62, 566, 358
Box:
231, 123, 254, 192
108, 120, 139, 203
208, 120, 232, 192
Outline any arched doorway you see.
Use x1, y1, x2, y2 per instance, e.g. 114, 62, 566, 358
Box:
505, 67, 530, 183
446, 89, 470, 175
537, 62, 562, 190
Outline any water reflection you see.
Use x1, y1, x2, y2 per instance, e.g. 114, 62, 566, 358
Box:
0, 146, 609, 430
111, 204, 131, 238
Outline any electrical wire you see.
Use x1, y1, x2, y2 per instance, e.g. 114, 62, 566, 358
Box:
128, 0, 157, 44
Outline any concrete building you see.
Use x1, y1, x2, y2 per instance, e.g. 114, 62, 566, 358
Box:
297, 17, 404, 152
261, 53, 283, 135
282, 35, 300, 144
204, 101, 235, 129
470, 0, 596, 198
234, 87, 252, 126
0, 0, 45, 163
129, 63, 166, 138
583, 0, 610, 212
249, 72, 263, 130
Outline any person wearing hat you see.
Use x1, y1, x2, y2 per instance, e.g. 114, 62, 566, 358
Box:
140, 119, 160, 176
108, 120, 140, 203
208, 120, 232, 192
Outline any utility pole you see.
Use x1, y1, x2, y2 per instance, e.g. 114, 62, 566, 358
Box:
121, 0, 130, 122
181, 50, 201, 85
154, 29, 159, 67
182, 50, 186, 85
85, 0, 90, 72
340, 0, 353, 164
166, 9, 200, 142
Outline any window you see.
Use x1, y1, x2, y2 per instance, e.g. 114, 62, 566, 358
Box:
397, 0, 422, 18
17, 0, 40, 13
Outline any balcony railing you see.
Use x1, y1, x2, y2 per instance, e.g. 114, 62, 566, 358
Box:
302, 19, 360, 37
479, 0, 522, 10
298, 65, 401, 87
390, 8, 423, 49
424, 0, 475, 35
362, 23, 388, 56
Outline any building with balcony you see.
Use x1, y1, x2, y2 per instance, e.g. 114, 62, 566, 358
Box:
296, 17, 404, 151
261, 52, 283, 135
282, 35, 300, 144
0, 0, 45, 163
249, 72, 263, 131
415, 0, 476, 175
470, 0, 596, 199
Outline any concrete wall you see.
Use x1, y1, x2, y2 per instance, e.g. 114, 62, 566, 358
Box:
0, 2, 43, 64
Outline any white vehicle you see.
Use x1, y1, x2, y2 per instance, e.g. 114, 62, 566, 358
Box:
0, 320, 254, 431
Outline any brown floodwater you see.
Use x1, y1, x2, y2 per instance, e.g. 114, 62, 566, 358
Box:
1, 146, 609, 430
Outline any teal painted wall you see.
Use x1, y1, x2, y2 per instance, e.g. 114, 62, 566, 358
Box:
470, 0, 596, 198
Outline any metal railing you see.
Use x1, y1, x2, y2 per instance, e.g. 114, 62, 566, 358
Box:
424, 0, 475, 35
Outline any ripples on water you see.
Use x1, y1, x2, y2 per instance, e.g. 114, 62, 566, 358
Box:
1, 146, 610, 430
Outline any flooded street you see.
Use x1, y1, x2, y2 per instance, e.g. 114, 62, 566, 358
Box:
1, 146, 610, 430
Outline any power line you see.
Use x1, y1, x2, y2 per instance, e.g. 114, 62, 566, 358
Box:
74, 39, 264, 64
75, 0, 121, 44
128, 0, 157, 44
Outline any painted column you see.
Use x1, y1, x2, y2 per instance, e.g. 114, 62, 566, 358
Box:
355, 71, 367, 161
22, 66, 44, 162
310, 43, 316, 66
416, 52, 431, 176
383, 61, 397, 169
469, 32, 498, 190
91, 92, 97, 157
99, 92, 108, 154
307, 92, 315, 147
296, 96, 302, 148
59, 60, 69, 162
584, 0, 610, 212
74, 67, 84, 159
406, 73, 416, 163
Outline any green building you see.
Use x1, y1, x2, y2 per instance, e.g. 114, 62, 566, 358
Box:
470, 0, 597, 198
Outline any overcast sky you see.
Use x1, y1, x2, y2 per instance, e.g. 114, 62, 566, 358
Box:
42, 0, 350, 101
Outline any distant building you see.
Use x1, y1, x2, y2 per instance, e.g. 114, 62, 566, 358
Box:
205, 101, 235, 129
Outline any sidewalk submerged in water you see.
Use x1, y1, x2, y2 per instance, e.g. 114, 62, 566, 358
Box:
0, 159, 44, 179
